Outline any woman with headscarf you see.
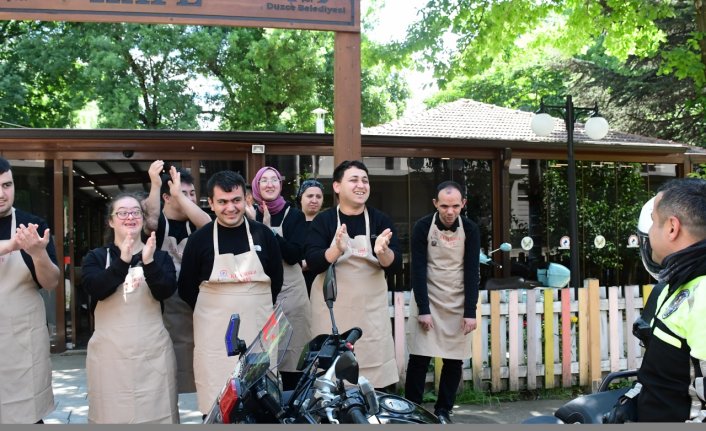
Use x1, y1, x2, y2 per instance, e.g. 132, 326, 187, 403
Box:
252, 166, 311, 390
296, 179, 324, 295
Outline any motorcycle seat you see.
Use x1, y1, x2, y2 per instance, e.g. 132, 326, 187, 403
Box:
485, 277, 540, 291
554, 387, 629, 424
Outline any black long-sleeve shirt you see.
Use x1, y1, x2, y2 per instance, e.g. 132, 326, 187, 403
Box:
81, 244, 177, 303
305, 206, 402, 276
0, 208, 58, 289
255, 202, 306, 265
410, 213, 480, 318
178, 219, 283, 308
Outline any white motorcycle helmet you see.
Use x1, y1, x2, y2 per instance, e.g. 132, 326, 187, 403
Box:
637, 196, 662, 280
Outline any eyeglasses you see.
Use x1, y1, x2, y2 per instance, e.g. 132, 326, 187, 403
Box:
112, 210, 143, 220
259, 178, 280, 185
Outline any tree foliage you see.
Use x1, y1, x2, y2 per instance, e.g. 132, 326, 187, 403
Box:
0, 21, 87, 128
401, 0, 706, 146
0, 21, 410, 131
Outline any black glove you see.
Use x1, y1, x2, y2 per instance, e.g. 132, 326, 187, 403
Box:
603, 383, 641, 423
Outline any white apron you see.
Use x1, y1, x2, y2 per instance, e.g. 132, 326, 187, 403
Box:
310, 207, 398, 388
0, 208, 54, 424
87, 251, 178, 424
273, 207, 311, 372
193, 219, 273, 412
407, 213, 471, 359
160, 216, 196, 393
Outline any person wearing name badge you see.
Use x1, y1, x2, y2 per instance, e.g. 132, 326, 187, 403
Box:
142, 161, 212, 395
81, 193, 179, 423
305, 160, 401, 390
404, 181, 480, 424
0, 157, 59, 424
178, 170, 283, 414
251, 166, 311, 391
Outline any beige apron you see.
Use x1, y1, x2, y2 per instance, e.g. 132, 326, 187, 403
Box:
87, 251, 178, 424
310, 207, 398, 388
193, 219, 273, 412
407, 213, 471, 359
273, 207, 311, 372
160, 216, 196, 393
0, 208, 54, 424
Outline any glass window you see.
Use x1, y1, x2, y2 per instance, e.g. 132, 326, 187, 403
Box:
509, 159, 677, 286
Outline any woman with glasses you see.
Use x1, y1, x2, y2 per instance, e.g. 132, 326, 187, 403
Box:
296, 179, 324, 295
252, 166, 311, 390
81, 193, 179, 424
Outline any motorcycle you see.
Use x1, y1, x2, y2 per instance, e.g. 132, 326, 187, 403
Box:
480, 242, 571, 290
522, 370, 637, 424
204, 265, 440, 424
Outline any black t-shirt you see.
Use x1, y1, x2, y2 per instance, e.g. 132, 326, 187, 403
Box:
177, 219, 283, 308
156, 212, 197, 248
80, 244, 177, 305
304, 205, 402, 277
255, 202, 307, 265
0, 208, 58, 289
410, 212, 480, 318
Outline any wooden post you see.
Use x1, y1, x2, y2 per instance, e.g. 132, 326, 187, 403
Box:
543, 289, 555, 388
333, 32, 361, 164
561, 288, 572, 387
490, 290, 501, 391
578, 287, 589, 387
471, 300, 484, 391
525, 289, 538, 390
587, 278, 602, 391
508, 290, 519, 391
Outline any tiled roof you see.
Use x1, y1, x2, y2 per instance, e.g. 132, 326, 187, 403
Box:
363, 98, 684, 149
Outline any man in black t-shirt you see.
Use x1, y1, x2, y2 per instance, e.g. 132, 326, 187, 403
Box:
142, 160, 212, 395
0, 157, 59, 424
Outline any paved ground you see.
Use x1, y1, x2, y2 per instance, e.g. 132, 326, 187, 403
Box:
46, 350, 568, 424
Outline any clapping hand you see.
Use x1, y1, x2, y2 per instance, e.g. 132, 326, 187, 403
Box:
142, 231, 156, 265
374, 228, 393, 255
15, 223, 50, 258
261, 202, 271, 227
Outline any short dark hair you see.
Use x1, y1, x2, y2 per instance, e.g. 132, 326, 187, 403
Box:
206, 170, 246, 199
656, 178, 706, 240
0, 157, 11, 174
436, 180, 463, 198
160, 167, 194, 196
333, 160, 368, 183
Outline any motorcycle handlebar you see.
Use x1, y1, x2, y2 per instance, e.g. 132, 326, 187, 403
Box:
344, 327, 363, 345
342, 406, 369, 424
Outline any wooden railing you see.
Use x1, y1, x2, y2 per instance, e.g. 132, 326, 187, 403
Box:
389, 279, 654, 392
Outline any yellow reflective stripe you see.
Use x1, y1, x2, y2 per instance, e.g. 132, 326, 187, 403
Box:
653, 326, 682, 349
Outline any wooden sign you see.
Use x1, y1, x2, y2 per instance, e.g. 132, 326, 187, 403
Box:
0, 0, 359, 32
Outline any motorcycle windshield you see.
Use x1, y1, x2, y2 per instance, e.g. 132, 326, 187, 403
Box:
235, 305, 293, 391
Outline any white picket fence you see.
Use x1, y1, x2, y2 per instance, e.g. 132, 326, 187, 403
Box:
389, 280, 653, 392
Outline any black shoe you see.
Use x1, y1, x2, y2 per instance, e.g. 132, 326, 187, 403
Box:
435, 410, 453, 424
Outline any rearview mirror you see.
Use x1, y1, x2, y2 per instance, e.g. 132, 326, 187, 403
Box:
499, 242, 512, 252
335, 350, 359, 384
225, 314, 246, 357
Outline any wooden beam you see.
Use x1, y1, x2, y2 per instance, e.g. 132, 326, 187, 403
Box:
333, 31, 361, 164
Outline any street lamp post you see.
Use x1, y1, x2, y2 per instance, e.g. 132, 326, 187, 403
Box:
530, 95, 609, 289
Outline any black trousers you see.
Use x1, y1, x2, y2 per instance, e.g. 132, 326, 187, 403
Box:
405, 354, 462, 413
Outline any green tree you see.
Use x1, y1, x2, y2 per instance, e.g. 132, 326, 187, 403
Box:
68, 23, 201, 129
0, 21, 88, 128
543, 162, 649, 285
399, 0, 706, 146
